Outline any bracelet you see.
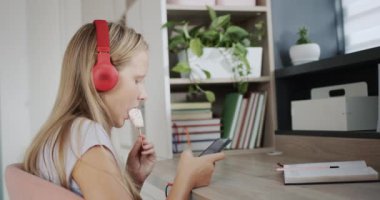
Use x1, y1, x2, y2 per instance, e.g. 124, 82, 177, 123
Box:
165, 182, 173, 198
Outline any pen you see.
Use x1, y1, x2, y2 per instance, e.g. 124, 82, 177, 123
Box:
276, 165, 341, 172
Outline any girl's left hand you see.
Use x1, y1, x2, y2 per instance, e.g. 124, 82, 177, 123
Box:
127, 135, 156, 189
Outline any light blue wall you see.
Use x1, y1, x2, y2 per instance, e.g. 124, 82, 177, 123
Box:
271, 0, 340, 68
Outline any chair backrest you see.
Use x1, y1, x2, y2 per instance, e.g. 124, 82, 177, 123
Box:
5, 164, 84, 200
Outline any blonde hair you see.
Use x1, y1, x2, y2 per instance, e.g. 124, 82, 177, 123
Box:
23, 21, 147, 199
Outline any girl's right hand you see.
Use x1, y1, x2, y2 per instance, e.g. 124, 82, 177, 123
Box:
177, 149, 225, 188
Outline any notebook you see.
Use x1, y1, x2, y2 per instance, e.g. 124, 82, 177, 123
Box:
282, 160, 379, 185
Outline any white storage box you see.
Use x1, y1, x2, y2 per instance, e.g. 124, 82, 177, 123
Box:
291, 83, 378, 131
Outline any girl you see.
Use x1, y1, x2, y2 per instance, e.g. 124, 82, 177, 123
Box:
23, 20, 224, 200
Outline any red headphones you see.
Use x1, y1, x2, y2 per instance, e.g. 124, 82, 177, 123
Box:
92, 20, 118, 92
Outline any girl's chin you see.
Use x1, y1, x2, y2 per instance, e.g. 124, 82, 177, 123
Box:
114, 119, 126, 128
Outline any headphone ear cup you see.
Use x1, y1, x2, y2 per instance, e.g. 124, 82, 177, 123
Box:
92, 63, 119, 91
92, 20, 118, 92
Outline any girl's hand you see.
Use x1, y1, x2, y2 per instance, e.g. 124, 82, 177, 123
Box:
126, 135, 156, 188
178, 150, 225, 188
167, 150, 225, 200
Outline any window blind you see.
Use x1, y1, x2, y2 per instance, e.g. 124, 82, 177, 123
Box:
342, 0, 380, 53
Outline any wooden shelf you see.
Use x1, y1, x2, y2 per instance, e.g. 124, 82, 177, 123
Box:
170, 76, 271, 85
166, 4, 267, 22
276, 130, 380, 139
275, 46, 380, 79
166, 4, 267, 12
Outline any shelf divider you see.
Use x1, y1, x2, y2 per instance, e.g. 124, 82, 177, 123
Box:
276, 130, 380, 139
275, 46, 380, 79
170, 76, 271, 85
166, 4, 267, 12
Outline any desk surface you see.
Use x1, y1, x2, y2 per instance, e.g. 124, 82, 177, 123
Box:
147, 151, 380, 200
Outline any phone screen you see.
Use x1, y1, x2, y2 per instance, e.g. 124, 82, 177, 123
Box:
198, 138, 231, 156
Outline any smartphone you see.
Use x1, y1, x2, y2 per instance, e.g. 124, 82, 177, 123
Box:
198, 138, 232, 156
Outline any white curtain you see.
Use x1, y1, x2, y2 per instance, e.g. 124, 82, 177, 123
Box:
342, 0, 380, 53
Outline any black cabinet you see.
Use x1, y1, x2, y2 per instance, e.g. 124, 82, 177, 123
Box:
275, 47, 380, 138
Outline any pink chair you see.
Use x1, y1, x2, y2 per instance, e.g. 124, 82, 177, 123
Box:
5, 164, 84, 200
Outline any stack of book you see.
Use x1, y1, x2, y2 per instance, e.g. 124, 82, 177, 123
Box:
171, 95, 221, 153
172, 118, 222, 153
221, 92, 268, 149
171, 101, 213, 120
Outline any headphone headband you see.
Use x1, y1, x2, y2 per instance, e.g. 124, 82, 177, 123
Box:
94, 20, 110, 53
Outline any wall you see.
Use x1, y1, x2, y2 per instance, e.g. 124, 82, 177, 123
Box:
0, 1, 32, 198
0, 83, 2, 197
28, 1, 69, 137
127, 0, 173, 160
0, 0, 128, 199
271, 0, 340, 68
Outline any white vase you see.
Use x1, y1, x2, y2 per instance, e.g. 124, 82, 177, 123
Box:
289, 43, 320, 65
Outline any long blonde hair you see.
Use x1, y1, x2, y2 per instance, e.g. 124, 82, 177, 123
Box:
23, 21, 147, 199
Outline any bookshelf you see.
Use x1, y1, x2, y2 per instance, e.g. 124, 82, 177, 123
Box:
128, 0, 380, 161
275, 46, 380, 139
165, 0, 277, 156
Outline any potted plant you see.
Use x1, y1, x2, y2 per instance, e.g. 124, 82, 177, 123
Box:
289, 26, 320, 65
162, 6, 265, 102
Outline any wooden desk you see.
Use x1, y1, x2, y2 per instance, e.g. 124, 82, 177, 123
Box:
147, 151, 380, 200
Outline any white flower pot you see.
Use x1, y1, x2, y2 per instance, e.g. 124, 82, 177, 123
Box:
178, 47, 263, 79
167, 0, 216, 6
289, 43, 320, 65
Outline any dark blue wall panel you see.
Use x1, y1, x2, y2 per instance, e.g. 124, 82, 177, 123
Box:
271, 0, 339, 68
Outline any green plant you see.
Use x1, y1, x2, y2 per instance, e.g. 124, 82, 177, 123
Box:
296, 26, 311, 45
162, 6, 265, 100
251, 20, 265, 46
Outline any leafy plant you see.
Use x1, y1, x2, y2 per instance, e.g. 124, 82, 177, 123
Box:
251, 20, 265, 46
296, 26, 311, 45
162, 6, 265, 100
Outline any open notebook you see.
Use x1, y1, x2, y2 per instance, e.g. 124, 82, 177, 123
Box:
282, 160, 379, 185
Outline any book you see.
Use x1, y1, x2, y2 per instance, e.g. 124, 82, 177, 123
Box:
172, 132, 221, 142
171, 109, 213, 120
221, 93, 243, 139
248, 93, 264, 149
231, 99, 248, 149
170, 92, 188, 102
242, 92, 259, 149
255, 91, 267, 148
172, 140, 214, 153
171, 102, 212, 110
172, 125, 221, 133
172, 118, 221, 126
283, 160, 379, 185
239, 93, 257, 149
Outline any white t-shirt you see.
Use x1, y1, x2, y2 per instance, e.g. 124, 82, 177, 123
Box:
37, 117, 117, 196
